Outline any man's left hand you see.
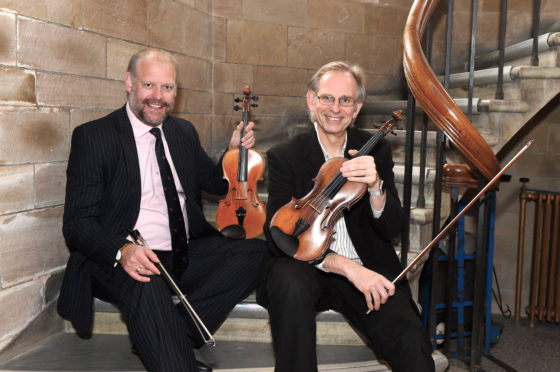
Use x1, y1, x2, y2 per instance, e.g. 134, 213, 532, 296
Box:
229, 121, 256, 150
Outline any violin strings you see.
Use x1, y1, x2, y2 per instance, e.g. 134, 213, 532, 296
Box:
296, 121, 393, 232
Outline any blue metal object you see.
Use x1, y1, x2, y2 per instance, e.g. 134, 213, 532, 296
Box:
484, 192, 500, 352
420, 191, 500, 356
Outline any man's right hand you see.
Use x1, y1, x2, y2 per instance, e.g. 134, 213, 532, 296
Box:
118, 243, 161, 282
321, 253, 396, 312
346, 265, 395, 312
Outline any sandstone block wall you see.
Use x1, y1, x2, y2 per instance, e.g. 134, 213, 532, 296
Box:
212, 0, 414, 154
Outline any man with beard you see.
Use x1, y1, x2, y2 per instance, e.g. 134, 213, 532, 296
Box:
257, 61, 434, 372
58, 49, 267, 372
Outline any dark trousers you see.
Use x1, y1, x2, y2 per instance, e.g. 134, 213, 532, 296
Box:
92, 235, 267, 372
257, 257, 435, 372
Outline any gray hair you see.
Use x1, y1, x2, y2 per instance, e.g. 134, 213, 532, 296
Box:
307, 61, 366, 102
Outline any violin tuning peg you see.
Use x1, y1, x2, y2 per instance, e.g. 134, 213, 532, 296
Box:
233, 105, 241, 111
234, 98, 242, 103
251, 95, 259, 101
251, 104, 258, 108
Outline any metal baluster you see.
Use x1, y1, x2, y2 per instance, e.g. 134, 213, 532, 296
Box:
428, 0, 454, 349
467, 0, 479, 121
531, 0, 542, 66
496, 0, 508, 100
417, 19, 433, 209
402, 93, 415, 268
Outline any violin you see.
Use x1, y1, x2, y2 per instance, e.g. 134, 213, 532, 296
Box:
270, 110, 404, 262
216, 86, 267, 239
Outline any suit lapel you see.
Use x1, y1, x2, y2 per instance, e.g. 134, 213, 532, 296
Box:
302, 126, 326, 184
115, 107, 141, 222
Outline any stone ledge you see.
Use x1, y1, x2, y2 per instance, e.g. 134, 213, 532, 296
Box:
66, 309, 365, 346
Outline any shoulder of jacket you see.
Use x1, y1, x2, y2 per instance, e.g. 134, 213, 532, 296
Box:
73, 111, 117, 136
268, 130, 310, 156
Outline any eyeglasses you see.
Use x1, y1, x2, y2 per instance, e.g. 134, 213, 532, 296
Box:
315, 95, 357, 107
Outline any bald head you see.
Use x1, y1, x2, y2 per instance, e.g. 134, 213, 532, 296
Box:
127, 48, 179, 83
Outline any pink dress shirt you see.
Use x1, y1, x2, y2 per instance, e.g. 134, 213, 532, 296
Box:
126, 103, 189, 251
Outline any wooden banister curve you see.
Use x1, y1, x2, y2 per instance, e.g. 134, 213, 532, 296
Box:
403, 0, 500, 181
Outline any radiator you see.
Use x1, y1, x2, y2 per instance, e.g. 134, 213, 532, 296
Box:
515, 186, 560, 327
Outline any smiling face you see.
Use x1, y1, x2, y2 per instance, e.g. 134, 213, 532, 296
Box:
306, 70, 363, 138
124, 54, 177, 127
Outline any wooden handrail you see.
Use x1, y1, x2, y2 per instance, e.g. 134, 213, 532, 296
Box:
403, 0, 499, 181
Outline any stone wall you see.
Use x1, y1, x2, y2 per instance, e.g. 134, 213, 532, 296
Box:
211, 0, 414, 153
0, 0, 413, 354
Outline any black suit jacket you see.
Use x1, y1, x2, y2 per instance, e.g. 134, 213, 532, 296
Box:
58, 106, 226, 334
264, 126, 406, 282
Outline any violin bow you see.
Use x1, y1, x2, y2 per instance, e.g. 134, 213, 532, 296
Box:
128, 229, 216, 346
365, 140, 533, 315
393, 140, 534, 284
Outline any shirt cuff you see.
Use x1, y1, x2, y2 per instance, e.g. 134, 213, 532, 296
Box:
314, 251, 335, 272
372, 201, 385, 218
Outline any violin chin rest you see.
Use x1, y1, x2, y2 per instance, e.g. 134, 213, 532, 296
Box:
220, 224, 246, 240
270, 226, 298, 257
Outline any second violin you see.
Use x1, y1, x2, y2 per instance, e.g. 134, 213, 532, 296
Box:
216, 86, 267, 239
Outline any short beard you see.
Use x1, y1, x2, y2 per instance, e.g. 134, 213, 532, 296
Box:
128, 88, 173, 127
137, 101, 170, 127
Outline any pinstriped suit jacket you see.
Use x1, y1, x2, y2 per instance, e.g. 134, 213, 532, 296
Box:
58, 106, 226, 334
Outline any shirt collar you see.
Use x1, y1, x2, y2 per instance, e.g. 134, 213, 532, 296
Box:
126, 102, 162, 139
312, 121, 347, 161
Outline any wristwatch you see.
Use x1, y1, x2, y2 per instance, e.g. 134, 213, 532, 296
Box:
369, 180, 384, 197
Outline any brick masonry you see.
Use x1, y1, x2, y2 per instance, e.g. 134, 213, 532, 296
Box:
0, 0, 559, 356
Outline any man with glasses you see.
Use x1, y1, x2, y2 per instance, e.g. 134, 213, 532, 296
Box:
257, 61, 434, 372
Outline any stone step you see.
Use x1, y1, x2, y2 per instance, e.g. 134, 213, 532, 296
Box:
0, 333, 451, 372
81, 296, 368, 346
361, 98, 484, 116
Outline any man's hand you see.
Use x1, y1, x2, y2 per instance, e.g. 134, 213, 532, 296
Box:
118, 243, 161, 282
229, 121, 256, 150
340, 150, 380, 189
347, 265, 395, 312
322, 254, 395, 312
